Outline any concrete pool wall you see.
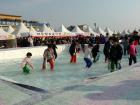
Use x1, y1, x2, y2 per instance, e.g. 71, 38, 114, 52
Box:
0, 45, 66, 60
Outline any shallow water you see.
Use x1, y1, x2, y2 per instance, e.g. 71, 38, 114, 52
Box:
0, 45, 139, 92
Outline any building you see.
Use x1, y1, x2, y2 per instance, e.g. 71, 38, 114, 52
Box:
0, 13, 48, 29
0, 14, 22, 26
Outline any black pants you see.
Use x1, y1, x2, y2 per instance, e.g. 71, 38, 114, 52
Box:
129, 55, 137, 66
123, 48, 128, 55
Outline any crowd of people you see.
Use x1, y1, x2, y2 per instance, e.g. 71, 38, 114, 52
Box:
20, 31, 140, 74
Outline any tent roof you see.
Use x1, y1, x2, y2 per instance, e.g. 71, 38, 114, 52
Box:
121, 30, 129, 36
104, 27, 113, 36
113, 30, 118, 34
57, 24, 71, 33
86, 26, 99, 36
29, 26, 37, 36
7, 25, 14, 34
0, 27, 15, 40
96, 27, 106, 35
13, 22, 29, 37
71, 26, 85, 33
39, 24, 54, 33
127, 29, 131, 34
49, 27, 55, 32
0, 27, 9, 35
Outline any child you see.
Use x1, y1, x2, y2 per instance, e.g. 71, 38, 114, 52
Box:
42, 45, 55, 71
21, 52, 34, 74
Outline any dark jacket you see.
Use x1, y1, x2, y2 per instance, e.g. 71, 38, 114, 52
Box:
92, 44, 100, 57
103, 41, 112, 57
109, 44, 123, 61
69, 43, 76, 56
52, 44, 57, 59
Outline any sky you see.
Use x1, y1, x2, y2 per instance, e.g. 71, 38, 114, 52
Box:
0, 0, 140, 31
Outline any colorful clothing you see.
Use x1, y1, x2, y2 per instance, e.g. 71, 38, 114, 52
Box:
43, 48, 55, 71
69, 43, 77, 63
128, 44, 137, 56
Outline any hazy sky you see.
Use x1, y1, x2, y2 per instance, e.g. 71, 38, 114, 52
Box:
0, 0, 140, 31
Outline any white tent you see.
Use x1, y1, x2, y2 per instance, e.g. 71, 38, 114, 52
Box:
96, 27, 106, 35
71, 26, 85, 33
127, 29, 131, 34
49, 27, 55, 32
0, 27, 15, 40
113, 30, 118, 34
57, 24, 71, 33
29, 26, 37, 36
56, 24, 76, 37
121, 30, 129, 36
71, 26, 90, 36
104, 27, 113, 36
86, 26, 99, 36
13, 22, 30, 37
39, 24, 54, 33
7, 25, 14, 34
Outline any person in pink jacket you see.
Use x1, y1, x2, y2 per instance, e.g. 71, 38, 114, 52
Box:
128, 40, 137, 66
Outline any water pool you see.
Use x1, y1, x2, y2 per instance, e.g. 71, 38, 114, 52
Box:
0, 45, 138, 92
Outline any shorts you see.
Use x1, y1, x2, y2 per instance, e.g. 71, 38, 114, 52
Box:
23, 65, 30, 74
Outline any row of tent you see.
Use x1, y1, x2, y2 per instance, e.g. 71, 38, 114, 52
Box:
0, 22, 139, 40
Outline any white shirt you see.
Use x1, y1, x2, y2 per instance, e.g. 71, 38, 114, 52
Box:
84, 47, 92, 58
21, 57, 33, 68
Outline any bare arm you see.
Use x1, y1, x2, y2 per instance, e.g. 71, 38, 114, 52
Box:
26, 58, 34, 70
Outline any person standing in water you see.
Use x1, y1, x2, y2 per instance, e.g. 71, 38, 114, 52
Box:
91, 41, 100, 62
51, 41, 58, 59
128, 39, 137, 66
109, 38, 123, 72
21, 52, 34, 74
69, 40, 77, 64
122, 35, 129, 55
103, 37, 113, 63
42, 45, 55, 71
84, 44, 93, 70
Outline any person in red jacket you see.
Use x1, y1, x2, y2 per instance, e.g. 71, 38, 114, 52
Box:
128, 40, 137, 66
